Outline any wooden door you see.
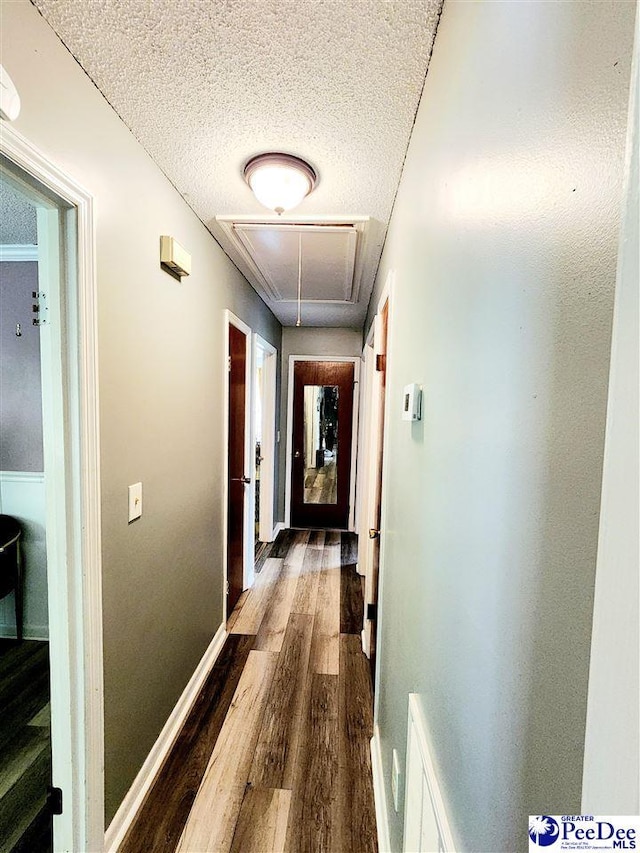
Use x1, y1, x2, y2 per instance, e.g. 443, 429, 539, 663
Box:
290, 360, 354, 529
227, 323, 248, 616
368, 299, 388, 687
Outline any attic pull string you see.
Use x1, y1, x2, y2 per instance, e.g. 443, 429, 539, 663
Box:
296, 231, 302, 327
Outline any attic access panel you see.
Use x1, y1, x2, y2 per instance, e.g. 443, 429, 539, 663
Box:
232, 222, 360, 304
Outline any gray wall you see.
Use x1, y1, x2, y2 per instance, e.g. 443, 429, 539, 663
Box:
0, 261, 44, 472
277, 327, 362, 522
365, 1, 636, 850
2, 0, 281, 824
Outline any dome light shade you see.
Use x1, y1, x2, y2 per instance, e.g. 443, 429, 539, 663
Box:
244, 153, 317, 214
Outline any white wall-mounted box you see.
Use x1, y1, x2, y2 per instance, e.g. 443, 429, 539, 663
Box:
403, 383, 422, 421
160, 235, 191, 278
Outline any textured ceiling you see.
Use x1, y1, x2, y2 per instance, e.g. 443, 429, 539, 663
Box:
33, 0, 443, 326
0, 181, 37, 245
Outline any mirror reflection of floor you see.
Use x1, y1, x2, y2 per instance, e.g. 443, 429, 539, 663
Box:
304, 451, 337, 504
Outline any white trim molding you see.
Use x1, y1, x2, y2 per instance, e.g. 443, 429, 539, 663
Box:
0, 243, 38, 261
104, 623, 228, 852
403, 695, 456, 852
371, 725, 392, 853
272, 521, 285, 541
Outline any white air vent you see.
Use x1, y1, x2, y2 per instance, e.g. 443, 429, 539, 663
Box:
215, 216, 369, 307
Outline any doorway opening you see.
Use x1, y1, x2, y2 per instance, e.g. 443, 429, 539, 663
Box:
285, 357, 359, 531
0, 172, 52, 850
0, 128, 103, 852
224, 311, 252, 620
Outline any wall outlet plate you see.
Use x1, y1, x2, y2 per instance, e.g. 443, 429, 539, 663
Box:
391, 748, 401, 812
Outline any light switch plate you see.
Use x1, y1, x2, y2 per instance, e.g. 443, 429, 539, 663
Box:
391, 748, 401, 812
128, 482, 142, 522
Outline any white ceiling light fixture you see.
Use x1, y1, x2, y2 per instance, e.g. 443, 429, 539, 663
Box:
243, 152, 317, 215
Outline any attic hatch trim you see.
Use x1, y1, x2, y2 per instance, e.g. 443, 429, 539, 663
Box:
215, 215, 369, 306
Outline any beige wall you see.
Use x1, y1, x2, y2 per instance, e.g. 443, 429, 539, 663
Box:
365, 1, 636, 849
1, 0, 281, 823
277, 327, 362, 521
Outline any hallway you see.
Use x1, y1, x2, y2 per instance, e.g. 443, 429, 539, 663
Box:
120, 530, 377, 853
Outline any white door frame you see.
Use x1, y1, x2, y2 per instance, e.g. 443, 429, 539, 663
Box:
223, 310, 253, 619
0, 126, 104, 851
253, 334, 278, 543
359, 273, 393, 661
356, 325, 376, 576
284, 355, 360, 531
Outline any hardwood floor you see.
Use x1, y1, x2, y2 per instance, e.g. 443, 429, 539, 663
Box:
0, 640, 52, 853
121, 530, 377, 853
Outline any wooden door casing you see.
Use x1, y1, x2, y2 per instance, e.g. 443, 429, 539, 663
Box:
290, 360, 355, 530
227, 323, 247, 616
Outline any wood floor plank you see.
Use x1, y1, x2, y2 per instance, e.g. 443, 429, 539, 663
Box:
282, 530, 310, 576
269, 529, 296, 558
254, 531, 310, 652
249, 613, 314, 790
309, 532, 341, 675
254, 540, 273, 574
0, 640, 51, 853
229, 557, 284, 635
226, 588, 250, 631
340, 532, 359, 568
176, 650, 278, 853
284, 674, 339, 853
340, 544, 364, 635
230, 788, 291, 853
120, 633, 255, 853
291, 532, 324, 615
337, 634, 378, 853
254, 574, 297, 653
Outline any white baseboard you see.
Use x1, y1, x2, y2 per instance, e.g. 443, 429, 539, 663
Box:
371, 724, 392, 853
104, 623, 227, 852
271, 521, 285, 540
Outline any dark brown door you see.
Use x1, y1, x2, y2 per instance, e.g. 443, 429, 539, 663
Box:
227, 323, 248, 617
369, 299, 388, 687
290, 360, 354, 529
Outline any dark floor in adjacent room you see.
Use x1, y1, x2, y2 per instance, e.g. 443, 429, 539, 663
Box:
121, 529, 377, 853
0, 639, 52, 853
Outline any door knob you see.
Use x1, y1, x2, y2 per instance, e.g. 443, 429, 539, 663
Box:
369, 528, 380, 539
294, 451, 301, 458
231, 476, 251, 484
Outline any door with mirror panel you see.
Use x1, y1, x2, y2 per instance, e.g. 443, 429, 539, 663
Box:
290, 360, 354, 529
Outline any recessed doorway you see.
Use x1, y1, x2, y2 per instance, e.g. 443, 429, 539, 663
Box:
286, 358, 358, 530
0, 127, 103, 852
